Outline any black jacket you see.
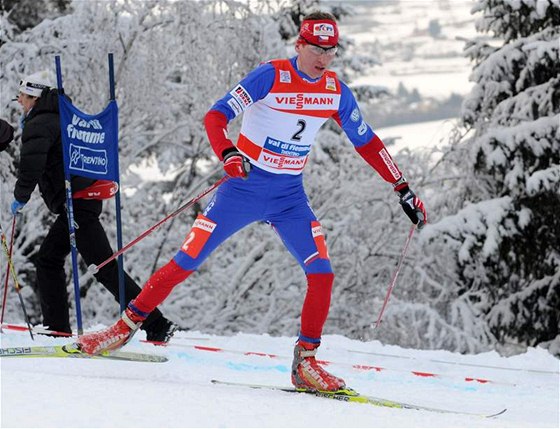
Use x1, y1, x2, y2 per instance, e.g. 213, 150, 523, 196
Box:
0, 118, 14, 151
15, 89, 94, 214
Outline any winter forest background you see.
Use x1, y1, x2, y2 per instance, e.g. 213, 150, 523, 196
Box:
0, 0, 558, 358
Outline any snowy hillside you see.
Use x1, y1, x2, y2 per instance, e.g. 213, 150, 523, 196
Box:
1, 328, 558, 427
339, 0, 477, 99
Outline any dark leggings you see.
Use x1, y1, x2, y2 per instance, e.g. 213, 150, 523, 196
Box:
35, 199, 163, 333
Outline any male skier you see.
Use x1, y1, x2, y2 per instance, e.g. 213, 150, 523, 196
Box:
77, 11, 426, 392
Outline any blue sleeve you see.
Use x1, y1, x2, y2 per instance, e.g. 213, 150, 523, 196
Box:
336, 81, 376, 148
209, 63, 276, 122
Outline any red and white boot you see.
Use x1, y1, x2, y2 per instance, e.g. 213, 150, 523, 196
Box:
77, 307, 144, 355
291, 340, 345, 392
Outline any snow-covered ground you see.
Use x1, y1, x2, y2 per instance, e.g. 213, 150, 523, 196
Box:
1, 328, 558, 427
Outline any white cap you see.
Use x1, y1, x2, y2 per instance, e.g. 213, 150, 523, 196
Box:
18, 70, 53, 97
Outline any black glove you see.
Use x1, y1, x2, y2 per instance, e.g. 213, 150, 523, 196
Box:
397, 186, 427, 229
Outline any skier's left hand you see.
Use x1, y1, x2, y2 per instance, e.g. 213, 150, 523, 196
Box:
397, 186, 426, 229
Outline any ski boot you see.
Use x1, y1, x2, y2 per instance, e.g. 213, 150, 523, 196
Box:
291, 340, 345, 392
77, 306, 144, 355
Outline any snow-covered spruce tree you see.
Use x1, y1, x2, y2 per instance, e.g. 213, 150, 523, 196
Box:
423, 0, 560, 354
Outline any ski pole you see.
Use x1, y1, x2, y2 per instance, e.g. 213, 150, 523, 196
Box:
88, 176, 229, 274
374, 224, 416, 328
0, 216, 16, 329
0, 218, 34, 340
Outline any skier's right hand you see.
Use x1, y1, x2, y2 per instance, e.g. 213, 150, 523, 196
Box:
222, 149, 251, 180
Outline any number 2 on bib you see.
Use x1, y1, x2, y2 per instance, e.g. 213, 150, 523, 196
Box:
291, 119, 307, 141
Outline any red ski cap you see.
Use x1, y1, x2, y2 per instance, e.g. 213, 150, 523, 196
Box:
299, 19, 338, 46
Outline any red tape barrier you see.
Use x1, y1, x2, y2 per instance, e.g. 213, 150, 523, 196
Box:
143, 339, 522, 386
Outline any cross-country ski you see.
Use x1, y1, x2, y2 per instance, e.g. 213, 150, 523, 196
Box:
0, 343, 167, 362
210, 379, 507, 418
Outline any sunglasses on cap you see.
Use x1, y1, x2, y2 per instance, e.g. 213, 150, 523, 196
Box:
12, 79, 50, 100
299, 36, 338, 57
19, 79, 49, 90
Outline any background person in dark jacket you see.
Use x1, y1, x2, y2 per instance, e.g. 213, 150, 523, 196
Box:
9, 71, 177, 341
0, 118, 14, 151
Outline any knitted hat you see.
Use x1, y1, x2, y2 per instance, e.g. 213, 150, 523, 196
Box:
299, 19, 339, 46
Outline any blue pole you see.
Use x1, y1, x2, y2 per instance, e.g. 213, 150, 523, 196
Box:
109, 53, 116, 100
55, 56, 83, 334
108, 53, 126, 313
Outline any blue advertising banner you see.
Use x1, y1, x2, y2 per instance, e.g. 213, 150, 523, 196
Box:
59, 97, 119, 181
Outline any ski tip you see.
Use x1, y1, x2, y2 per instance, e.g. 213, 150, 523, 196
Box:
486, 408, 507, 418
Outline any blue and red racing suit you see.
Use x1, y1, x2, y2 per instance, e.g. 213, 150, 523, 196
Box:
132, 57, 407, 343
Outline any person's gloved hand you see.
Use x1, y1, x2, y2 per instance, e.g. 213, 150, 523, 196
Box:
223, 149, 251, 179
10, 200, 26, 216
397, 186, 427, 229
